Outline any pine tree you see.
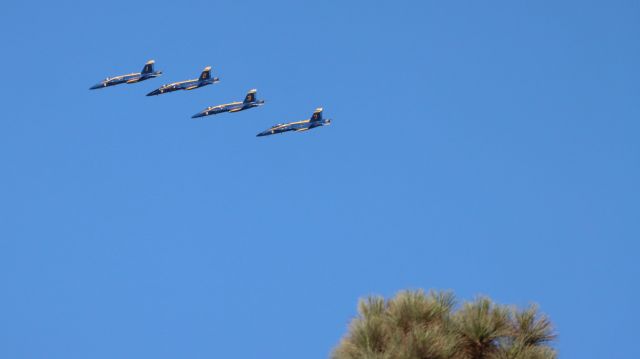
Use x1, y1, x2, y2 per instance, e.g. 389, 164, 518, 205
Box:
332, 290, 556, 359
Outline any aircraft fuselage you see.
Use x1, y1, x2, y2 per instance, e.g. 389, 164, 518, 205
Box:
192, 100, 265, 118
90, 71, 162, 90
146, 77, 219, 96
257, 118, 331, 136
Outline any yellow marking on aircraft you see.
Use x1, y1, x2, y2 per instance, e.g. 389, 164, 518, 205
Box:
270, 119, 309, 130
116, 72, 140, 78
172, 79, 197, 85
288, 120, 311, 126
160, 79, 197, 88
104, 71, 144, 81
205, 101, 241, 110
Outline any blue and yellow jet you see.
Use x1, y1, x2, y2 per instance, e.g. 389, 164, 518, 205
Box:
89, 60, 162, 90
146, 66, 219, 96
257, 108, 331, 137
191, 89, 265, 119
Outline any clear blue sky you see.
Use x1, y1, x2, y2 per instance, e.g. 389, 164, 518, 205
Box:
1, 1, 638, 358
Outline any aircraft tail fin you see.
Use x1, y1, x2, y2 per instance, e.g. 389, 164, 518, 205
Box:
243, 89, 258, 103
310, 107, 323, 122
199, 66, 212, 81
141, 60, 155, 74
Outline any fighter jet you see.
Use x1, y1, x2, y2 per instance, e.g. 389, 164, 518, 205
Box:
146, 66, 219, 96
191, 89, 265, 119
89, 60, 162, 90
257, 108, 331, 137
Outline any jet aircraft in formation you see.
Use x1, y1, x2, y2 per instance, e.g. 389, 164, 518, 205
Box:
89, 60, 162, 90
89, 60, 331, 137
192, 89, 265, 118
257, 108, 331, 137
146, 66, 219, 96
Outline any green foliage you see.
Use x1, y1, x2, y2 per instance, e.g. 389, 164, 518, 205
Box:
332, 290, 556, 359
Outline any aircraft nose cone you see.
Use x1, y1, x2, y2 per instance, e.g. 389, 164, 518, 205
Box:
146, 89, 160, 96
191, 113, 203, 119
89, 83, 103, 90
